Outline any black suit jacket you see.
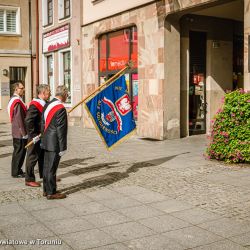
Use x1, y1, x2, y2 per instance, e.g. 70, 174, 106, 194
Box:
41, 98, 68, 152
25, 104, 42, 139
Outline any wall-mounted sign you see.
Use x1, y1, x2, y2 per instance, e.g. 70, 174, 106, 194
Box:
43, 24, 70, 53
1, 82, 10, 96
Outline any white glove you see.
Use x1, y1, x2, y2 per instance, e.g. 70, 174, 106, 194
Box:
22, 135, 28, 139
59, 150, 67, 157
32, 135, 40, 144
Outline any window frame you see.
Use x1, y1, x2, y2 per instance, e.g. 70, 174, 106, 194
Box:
47, 0, 53, 26
98, 27, 138, 85
0, 6, 20, 35
59, 48, 72, 106
43, 53, 55, 97
58, 0, 71, 22
42, 0, 54, 28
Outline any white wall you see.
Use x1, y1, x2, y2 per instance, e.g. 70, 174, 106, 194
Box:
83, 0, 154, 25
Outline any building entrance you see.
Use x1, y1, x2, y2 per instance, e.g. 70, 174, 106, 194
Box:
9, 67, 27, 100
189, 31, 207, 135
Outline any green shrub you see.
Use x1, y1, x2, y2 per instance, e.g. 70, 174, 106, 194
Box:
206, 89, 250, 163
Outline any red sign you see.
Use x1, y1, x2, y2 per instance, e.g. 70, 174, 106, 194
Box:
115, 94, 132, 116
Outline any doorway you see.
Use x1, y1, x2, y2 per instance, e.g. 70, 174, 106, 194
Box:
189, 31, 207, 135
9, 67, 27, 101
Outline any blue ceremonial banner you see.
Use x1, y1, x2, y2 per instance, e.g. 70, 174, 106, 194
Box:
85, 75, 136, 149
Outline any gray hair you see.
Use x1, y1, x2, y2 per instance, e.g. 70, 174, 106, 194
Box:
37, 84, 50, 95
55, 85, 68, 97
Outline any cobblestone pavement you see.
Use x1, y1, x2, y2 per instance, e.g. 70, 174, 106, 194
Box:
0, 123, 250, 249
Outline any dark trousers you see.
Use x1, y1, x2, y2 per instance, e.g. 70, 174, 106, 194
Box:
11, 138, 27, 177
25, 143, 44, 182
43, 150, 61, 195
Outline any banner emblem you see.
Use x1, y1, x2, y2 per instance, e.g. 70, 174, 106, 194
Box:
85, 75, 136, 149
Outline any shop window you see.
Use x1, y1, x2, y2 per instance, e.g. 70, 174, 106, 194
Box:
108, 29, 130, 71
42, 0, 53, 26
62, 51, 71, 103
99, 36, 107, 72
58, 0, 71, 20
45, 54, 54, 96
0, 7, 20, 34
98, 26, 138, 119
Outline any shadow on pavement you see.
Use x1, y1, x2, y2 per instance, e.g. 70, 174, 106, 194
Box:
0, 153, 12, 158
59, 157, 95, 169
34, 157, 96, 174
58, 162, 120, 179
0, 139, 12, 147
59, 152, 190, 195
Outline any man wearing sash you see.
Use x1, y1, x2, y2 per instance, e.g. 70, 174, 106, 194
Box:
25, 84, 51, 187
41, 86, 68, 199
7, 82, 27, 178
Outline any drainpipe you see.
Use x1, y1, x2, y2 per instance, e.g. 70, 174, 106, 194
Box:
36, 0, 39, 87
28, 0, 33, 97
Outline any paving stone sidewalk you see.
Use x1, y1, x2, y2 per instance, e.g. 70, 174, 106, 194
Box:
0, 122, 250, 249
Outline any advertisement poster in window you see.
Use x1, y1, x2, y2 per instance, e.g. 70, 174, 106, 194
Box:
132, 74, 138, 120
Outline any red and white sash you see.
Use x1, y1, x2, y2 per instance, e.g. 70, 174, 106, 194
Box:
44, 100, 64, 131
7, 96, 27, 122
29, 98, 46, 113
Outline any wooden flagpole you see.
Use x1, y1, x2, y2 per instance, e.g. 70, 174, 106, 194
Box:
25, 62, 132, 149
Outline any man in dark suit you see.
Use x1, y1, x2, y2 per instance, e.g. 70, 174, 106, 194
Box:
41, 85, 68, 199
7, 82, 27, 178
25, 84, 51, 187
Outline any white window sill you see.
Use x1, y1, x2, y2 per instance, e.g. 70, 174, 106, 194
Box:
58, 16, 71, 24
0, 32, 20, 36
42, 23, 54, 30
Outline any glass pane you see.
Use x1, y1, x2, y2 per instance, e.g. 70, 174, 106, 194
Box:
6, 10, 16, 32
65, 0, 70, 8
132, 73, 138, 120
47, 55, 53, 73
63, 51, 71, 103
108, 29, 129, 70
65, 7, 70, 17
48, 0, 53, 24
99, 35, 107, 72
131, 27, 138, 69
47, 55, 53, 96
48, 0, 52, 8
0, 10, 4, 32
63, 51, 70, 69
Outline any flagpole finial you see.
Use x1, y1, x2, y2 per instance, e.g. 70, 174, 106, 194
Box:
127, 60, 134, 69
